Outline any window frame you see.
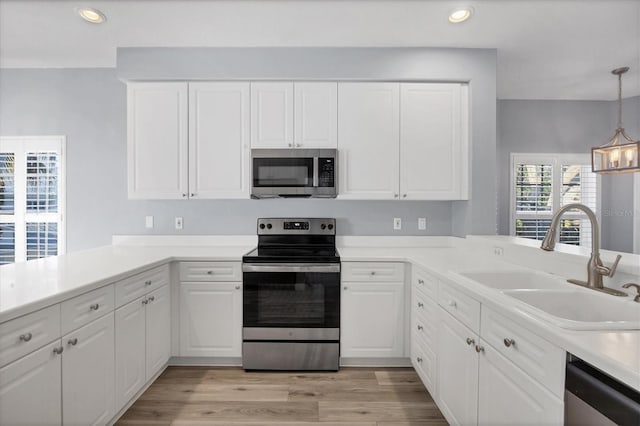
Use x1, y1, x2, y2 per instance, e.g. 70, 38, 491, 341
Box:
509, 153, 601, 245
0, 135, 66, 263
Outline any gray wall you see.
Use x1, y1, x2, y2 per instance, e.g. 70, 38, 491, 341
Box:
0, 45, 495, 251
497, 97, 639, 253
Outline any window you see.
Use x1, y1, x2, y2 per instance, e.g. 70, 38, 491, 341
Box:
0, 136, 65, 265
510, 153, 599, 247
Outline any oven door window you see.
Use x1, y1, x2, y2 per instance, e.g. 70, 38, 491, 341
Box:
253, 157, 313, 187
243, 271, 340, 328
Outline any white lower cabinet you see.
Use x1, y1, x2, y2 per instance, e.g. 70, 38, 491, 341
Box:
341, 281, 405, 358
180, 282, 243, 357
477, 339, 563, 425
0, 341, 62, 425
437, 307, 479, 426
62, 313, 115, 426
115, 284, 171, 411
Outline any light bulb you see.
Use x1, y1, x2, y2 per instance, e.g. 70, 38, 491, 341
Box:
448, 7, 474, 23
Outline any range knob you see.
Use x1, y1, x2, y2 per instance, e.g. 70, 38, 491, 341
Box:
266, 223, 272, 229
321, 224, 326, 230
328, 224, 334, 230
259, 223, 266, 229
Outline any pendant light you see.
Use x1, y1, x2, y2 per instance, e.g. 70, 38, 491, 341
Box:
592, 67, 640, 174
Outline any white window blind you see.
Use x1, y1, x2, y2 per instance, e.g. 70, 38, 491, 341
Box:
510, 154, 599, 247
0, 136, 65, 265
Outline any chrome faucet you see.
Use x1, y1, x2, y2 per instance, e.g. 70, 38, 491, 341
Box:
540, 203, 625, 296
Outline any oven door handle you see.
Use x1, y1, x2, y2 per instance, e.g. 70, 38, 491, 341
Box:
243, 263, 340, 273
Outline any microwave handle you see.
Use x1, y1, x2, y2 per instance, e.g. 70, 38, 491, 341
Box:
313, 157, 319, 187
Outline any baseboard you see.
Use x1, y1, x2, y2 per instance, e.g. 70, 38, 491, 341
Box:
169, 356, 243, 366
340, 357, 412, 367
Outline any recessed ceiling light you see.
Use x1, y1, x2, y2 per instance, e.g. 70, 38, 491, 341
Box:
77, 7, 106, 24
449, 7, 474, 24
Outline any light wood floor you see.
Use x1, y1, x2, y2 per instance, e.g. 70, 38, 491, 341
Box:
117, 366, 448, 425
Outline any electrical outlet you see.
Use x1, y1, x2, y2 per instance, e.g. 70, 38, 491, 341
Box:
145, 216, 154, 229
175, 217, 184, 230
393, 218, 402, 230
418, 217, 427, 230
494, 246, 504, 256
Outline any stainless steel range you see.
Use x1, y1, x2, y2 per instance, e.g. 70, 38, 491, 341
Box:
242, 218, 340, 371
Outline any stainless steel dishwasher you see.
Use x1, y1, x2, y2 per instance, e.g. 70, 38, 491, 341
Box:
565, 355, 640, 425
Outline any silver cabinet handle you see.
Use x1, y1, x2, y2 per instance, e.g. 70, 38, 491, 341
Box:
148, 296, 155, 302
19, 332, 33, 342
417, 325, 423, 331
402, 194, 407, 198
503, 338, 515, 348
466, 338, 475, 346
142, 299, 148, 305
145, 280, 152, 286
295, 143, 301, 148
190, 193, 195, 197
182, 193, 187, 197
394, 193, 399, 198
418, 279, 424, 285
343, 286, 348, 290
416, 357, 423, 363
370, 271, 376, 275
417, 302, 424, 308
53, 346, 64, 355
235, 285, 241, 290
207, 270, 214, 275
89, 303, 99, 311
475, 345, 485, 353
68, 338, 78, 346
288, 143, 293, 147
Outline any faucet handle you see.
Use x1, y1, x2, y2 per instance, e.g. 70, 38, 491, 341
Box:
596, 254, 622, 277
622, 283, 640, 302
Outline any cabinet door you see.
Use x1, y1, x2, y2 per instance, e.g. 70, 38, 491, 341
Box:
180, 282, 242, 357
189, 82, 250, 199
127, 82, 189, 199
251, 82, 294, 148
400, 83, 468, 200
62, 313, 115, 426
145, 284, 171, 380
478, 340, 563, 425
437, 307, 478, 426
115, 297, 146, 411
338, 83, 400, 199
0, 341, 62, 425
340, 282, 404, 358
294, 82, 337, 148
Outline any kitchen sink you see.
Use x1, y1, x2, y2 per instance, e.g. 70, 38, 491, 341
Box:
457, 270, 567, 290
503, 289, 640, 330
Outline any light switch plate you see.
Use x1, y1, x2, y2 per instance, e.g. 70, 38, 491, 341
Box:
145, 216, 154, 229
418, 218, 427, 230
175, 217, 184, 230
393, 218, 402, 230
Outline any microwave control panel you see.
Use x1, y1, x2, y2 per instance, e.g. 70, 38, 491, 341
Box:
318, 158, 335, 187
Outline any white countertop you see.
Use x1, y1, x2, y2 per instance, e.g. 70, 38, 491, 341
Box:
1, 237, 639, 392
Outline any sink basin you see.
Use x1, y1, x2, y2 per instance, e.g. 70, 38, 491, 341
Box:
503, 289, 640, 330
458, 271, 566, 290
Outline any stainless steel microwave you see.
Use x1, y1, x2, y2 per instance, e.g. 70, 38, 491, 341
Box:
251, 149, 337, 198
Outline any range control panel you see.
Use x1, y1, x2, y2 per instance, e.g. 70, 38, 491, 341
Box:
257, 218, 335, 235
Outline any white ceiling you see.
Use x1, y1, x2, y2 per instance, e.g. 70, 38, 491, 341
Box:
1, 0, 639, 100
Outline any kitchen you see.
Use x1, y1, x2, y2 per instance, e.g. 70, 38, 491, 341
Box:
1, 0, 639, 425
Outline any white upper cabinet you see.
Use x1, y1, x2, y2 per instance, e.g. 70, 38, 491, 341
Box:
294, 82, 338, 148
337, 82, 400, 199
400, 83, 469, 200
251, 82, 294, 148
127, 82, 189, 199
189, 82, 251, 198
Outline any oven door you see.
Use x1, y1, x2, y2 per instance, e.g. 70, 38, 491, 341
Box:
242, 263, 340, 339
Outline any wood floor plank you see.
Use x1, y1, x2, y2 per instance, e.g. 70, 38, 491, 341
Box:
318, 401, 442, 422
377, 422, 449, 426
374, 370, 423, 386
136, 383, 290, 402
288, 382, 431, 402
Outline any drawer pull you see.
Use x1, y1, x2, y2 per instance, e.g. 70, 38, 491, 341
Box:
145, 280, 152, 286
503, 338, 516, 348
417, 325, 424, 331
475, 345, 485, 353
53, 346, 64, 355
418, 279, 424, 285
235, 285, 241, 290
417, 302, 424, 308
448, 300, 457, 308
142, 299, 149, 305
466, 337, 475, 346
19, 332, 33, 342
148, 296, 155, 302
416, 357, 423, 363
89, 303, 100, 311
370, 271, 376, 275
207, 270, 214, 275
68, 338, 78, 346
343, 286, 348, 290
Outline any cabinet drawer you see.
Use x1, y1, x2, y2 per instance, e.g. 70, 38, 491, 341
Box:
179, 262, 241, 282
481, 307, 565, 396
341, 262, 404, 282
0, 305, 61, 368
115, 264, 170, 307
412, 266, 437, 299
61, 285, 114, 335
438, 280, 480, 334
412, 292, 437, 347
412, 338, 436, 396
